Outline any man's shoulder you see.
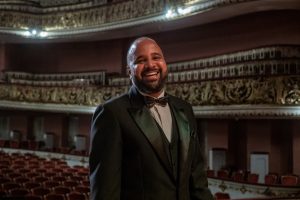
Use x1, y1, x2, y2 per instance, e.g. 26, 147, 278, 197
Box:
93, 93, 129, 117
101, 93, 130, 109
168, 94, 191, 108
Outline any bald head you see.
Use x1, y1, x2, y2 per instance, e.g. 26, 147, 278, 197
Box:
127, 37, 162, 67
126, 37, 168, 97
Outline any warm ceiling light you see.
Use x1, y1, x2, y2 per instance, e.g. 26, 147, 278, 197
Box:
20, 29, 49, 38
165, 9, 177, 18
177, 7, 192, 15
39, 31, 48, 37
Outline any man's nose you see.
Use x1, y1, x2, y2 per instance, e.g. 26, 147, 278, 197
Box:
145, 59, 155, 68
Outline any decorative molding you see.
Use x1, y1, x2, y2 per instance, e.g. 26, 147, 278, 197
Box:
0, 100, 96, 114
2, 70, 106, 86
1, 45, 299, 117
1, 76, 300, 118
193, 105, 300, 118
108, 45, 300, 86
166, 76, 300, 106
209, 178, 300, 199
1, 76, 300, 106
0, 0, 284, 38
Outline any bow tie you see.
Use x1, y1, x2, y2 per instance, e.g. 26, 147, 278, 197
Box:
144, 96, 169, 108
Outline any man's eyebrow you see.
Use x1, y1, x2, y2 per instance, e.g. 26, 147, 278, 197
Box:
134, 55, 144, 61
152, 52, 162, 56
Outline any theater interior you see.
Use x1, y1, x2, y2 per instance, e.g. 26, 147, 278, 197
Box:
0, 0, 300, 199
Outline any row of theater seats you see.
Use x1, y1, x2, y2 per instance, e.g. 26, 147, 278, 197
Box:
0, 139, 88, 156
0, 151, 90, 200
207, 169, 299, 186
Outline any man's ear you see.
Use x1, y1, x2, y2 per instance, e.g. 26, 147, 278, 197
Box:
127, 65, 132, 79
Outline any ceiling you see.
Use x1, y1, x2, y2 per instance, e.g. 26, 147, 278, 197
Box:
0, 0, 299, 43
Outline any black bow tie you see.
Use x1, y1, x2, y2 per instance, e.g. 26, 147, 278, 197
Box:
144, 96, 169, 108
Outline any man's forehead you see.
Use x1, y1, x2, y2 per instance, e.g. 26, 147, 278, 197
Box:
131, 39, 162, 55
127, 37, 163, 65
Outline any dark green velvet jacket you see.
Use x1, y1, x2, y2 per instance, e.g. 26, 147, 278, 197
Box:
89, 86, 213, 200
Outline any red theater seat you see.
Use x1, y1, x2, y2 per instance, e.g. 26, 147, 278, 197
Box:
33, 176, 49, 183
9, 188, 30, 196
281, 175, 299, 186
232, 172, 244, 182
214, 192, 230, 200
207, 169, 215, 177
0, 177, 11, 185
25, 172, 41, 179
9, 140, 20, 148
217, 170, 229, 179
0, 139, 5, 147
2, 182, 21, 191
14, 177, 31, 184
74, 186, 90, 194
43, 180, 60, 189
67, 192, 87, 200
7, 172, 22, 179
24, 195, 43, 200
52, 176, 67, 182
45, 193, 66, 200
23, 182, 41, 190
247, 173, 259, 184
81, 180, 90, 187
31, 187, 51, 197
265, 174, 277, 185
53, 186, 71, 195
63, 180, 79, 188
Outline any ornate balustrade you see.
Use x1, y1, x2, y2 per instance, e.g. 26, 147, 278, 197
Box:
0, 0, 258, 36
2, 70, 106, 86
209, 177, 300, 199
0, 75, 299, 106
108, 45, 300, 86
0, 45, 299, 117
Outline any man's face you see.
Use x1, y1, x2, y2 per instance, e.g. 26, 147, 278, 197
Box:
128, 39, 168, 95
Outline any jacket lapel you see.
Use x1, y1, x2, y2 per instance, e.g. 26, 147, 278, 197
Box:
169, 98, 191, 174
127, 87, 173, 174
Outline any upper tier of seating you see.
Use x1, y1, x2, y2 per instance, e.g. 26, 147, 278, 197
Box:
1, 71, 105, 87
2, 45, 298, 87
0, 0, 253, 34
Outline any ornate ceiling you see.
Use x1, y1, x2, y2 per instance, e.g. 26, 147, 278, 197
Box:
0, 0, 299, 43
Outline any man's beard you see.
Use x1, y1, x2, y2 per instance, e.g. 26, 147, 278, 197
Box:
132, 70, 167, 94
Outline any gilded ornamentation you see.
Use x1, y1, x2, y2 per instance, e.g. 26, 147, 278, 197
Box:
1, 76, 300, 107
0, 0, 253, 34
218, 181, 227, 192
240, 185, 247, 194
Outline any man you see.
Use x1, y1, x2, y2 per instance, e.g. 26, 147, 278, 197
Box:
89, 37, 213, 200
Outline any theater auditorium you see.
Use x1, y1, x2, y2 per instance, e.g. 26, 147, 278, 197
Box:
0, 0, 300, 199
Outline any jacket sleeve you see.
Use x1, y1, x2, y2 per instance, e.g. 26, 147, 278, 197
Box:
188, 106, 214, 200
89, 105, 122, 200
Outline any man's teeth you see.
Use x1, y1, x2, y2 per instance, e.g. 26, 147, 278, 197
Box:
145, 72, 158, 76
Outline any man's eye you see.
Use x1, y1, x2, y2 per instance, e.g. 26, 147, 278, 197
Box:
153, 56, 161, 60
136, 59, 145, 64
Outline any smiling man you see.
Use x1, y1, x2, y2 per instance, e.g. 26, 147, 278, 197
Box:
127, 37, 168, 97
89, 37, 213, 200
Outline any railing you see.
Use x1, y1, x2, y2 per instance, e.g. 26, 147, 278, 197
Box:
2, 70, 106, 86
0, 0, 257, 34
209, 177, 300, 199
107, 45, 300, 86
0, 45, 300, 117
